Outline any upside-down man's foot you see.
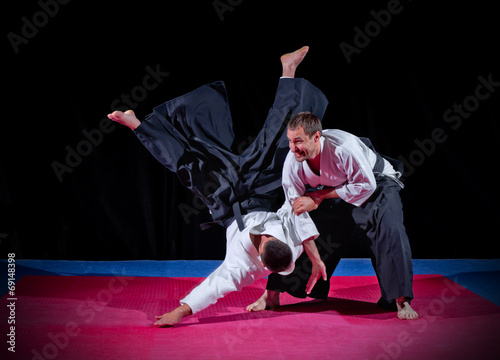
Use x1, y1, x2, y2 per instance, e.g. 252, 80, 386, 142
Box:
281, 46, 309, 78
108, 110, 141, 130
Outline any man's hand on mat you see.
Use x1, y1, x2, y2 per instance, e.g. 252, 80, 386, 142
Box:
154, 304, 192, 327
306, 260, 327, 294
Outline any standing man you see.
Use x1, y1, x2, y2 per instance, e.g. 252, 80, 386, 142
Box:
248, 111, 418, 320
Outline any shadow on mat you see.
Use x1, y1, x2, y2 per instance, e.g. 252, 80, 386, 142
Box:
176, 297, 392, 327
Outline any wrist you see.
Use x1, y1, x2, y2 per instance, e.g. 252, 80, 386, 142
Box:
178, 304, 193, 316
307, 193, 323, 208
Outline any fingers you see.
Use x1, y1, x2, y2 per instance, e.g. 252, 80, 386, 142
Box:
292, 201, 304, 216
306, 264, 328, 294
154, 315, 169, 327
154, 318, 173, 328
305, 275, 318, 294
155, 321, 173, 328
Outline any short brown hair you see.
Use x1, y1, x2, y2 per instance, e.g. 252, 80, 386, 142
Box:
287, 111, 322, 137
261, 239, 292, 273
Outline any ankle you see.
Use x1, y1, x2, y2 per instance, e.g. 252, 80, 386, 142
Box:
281, 68, 295, 78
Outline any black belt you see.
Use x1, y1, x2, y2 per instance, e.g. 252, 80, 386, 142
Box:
201, 177, 284, 231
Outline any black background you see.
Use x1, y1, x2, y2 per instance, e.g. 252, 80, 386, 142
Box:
2, 0, 499, 260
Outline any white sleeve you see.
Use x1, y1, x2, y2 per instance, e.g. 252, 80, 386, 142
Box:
279, 153, 319, 243
180, 260, 250, 314
179, 223, 267, 314
333, 146, 376, 207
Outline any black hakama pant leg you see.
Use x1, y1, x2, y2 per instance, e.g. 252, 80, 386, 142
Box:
352, 177, 414, 307
133, 82, 240, 222
133, 78, 328, 226
266, 197, 357, 299
235, 78, 329, 218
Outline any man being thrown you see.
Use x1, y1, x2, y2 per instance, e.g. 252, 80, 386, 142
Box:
108, 47, 329, 327
247, 112, 418, 320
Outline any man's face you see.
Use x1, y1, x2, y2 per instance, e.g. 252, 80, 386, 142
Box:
287, 126, 320, 162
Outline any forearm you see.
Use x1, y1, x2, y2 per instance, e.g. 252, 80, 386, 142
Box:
303, 237, 322, 264
302, 237, 327, 294
309, 187, 339, 205
292, 188, 339, 215
175, 303, 193, 317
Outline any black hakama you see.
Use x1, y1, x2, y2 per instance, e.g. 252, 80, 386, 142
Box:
134, 78, 328, 229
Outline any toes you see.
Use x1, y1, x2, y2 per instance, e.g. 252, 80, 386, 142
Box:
108, 111, 122, 121
398, 311, 419, 320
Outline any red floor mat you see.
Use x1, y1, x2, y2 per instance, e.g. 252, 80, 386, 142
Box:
2, 275, 499, 359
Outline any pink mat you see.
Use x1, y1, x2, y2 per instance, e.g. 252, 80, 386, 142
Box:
2, 275, 500, 359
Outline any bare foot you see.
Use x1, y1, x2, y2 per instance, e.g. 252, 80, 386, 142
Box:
107, 110, 141, 130
154, 304, 192, 328
396, 297, 418, 320
281, 46, 309, 78
246, 290, 280, 312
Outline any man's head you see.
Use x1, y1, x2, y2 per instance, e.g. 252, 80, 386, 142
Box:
287, 111, 322, 162
259, 236, 293, 273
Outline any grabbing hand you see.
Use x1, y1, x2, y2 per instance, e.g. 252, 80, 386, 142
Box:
292, 196, 318, 215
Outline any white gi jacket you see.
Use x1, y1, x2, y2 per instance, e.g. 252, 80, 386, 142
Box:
283, 129, 399, 208
180, 203, 319, 314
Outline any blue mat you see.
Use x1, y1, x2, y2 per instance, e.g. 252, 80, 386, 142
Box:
2, 259, 500, 305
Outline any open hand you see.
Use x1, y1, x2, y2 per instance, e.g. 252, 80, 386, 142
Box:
154, 304, 192, 327
305, 259, 327, 294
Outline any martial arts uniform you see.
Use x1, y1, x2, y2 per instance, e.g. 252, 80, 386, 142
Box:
181, 209, 318, 313
267, 129, 414, 308
133, 78, 328, 314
